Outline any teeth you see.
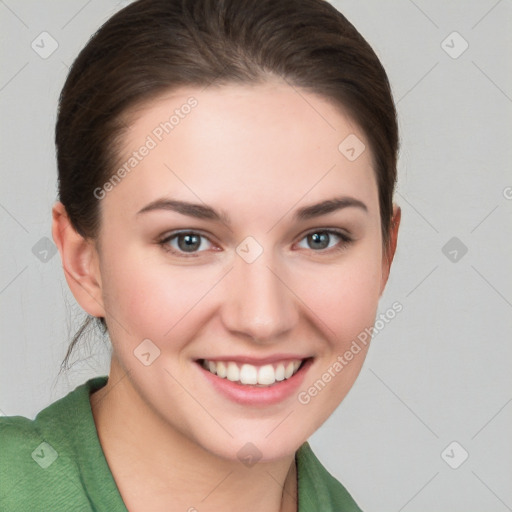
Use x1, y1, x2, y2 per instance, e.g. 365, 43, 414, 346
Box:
226, 362, 239, 382
258, 364, 276, 386
201, 358, 304, 387
240, 364, 258, 385
284, 362, 294, 379
275, 363, 285, 381
216, 361, 227, 378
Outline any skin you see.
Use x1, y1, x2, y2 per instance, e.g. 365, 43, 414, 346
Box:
52, 80, 400, 512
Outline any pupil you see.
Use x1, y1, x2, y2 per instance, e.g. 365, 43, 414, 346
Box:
179, 234, 200, 252
309, 232, 329, 250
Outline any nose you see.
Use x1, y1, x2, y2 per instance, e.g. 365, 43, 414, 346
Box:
220, 249, 299, 343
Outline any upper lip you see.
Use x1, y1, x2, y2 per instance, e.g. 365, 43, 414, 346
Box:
197, 354, 312, 365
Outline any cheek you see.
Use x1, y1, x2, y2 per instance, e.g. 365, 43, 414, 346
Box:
100, 249, 216, 341
293, 250, 382, 429
296, 250, 383, 346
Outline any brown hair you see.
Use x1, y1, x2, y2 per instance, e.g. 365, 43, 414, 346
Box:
56, 0, 398, 372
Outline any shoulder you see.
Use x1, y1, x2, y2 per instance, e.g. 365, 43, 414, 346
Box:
0, 405, 86, 510
0, 414, 45, 482
0, 377, 109, 511
297, 442, 363, 512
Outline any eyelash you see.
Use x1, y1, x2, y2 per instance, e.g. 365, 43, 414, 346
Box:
158, 229, 353, 258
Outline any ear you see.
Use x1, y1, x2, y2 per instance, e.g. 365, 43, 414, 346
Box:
51, 201, 105, 318
380, 204, 401, 294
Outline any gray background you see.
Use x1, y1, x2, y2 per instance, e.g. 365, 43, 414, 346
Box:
1, 1, 511, 510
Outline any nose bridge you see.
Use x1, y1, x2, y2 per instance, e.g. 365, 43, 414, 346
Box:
221, 245, 297, 341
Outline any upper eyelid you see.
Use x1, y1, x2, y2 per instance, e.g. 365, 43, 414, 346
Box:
296, 226, 352, 240
160, 229, 212, 241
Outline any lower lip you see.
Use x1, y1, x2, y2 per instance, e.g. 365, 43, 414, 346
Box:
196, 358, 314, 406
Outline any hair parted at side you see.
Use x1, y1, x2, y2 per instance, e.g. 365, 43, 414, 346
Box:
56, 0, 399, 373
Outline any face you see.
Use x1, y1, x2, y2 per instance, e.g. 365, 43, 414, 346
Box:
92, 81, 393, 462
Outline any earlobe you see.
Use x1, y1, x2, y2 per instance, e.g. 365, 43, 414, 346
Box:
380, 204, 401, 294
51, 202, 105, 318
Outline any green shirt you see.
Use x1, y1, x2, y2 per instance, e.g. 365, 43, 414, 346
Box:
0, 376, 362, 511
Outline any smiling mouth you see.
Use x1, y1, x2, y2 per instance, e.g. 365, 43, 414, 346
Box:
197, 358, 310, 387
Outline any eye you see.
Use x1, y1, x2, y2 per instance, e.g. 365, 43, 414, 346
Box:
159, 231, 214, 256
296, 229, 352, 253
158, 228, 353, 258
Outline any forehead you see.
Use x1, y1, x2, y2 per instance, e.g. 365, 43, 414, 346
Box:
106, 81, 379, 220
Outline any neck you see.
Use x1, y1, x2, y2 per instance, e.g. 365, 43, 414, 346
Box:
90, 360, 298, 512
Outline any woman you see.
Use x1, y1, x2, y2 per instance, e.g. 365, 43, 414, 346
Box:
0, 0, 400, 510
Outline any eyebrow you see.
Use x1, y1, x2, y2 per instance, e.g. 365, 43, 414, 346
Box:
136, 195, 367, 224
